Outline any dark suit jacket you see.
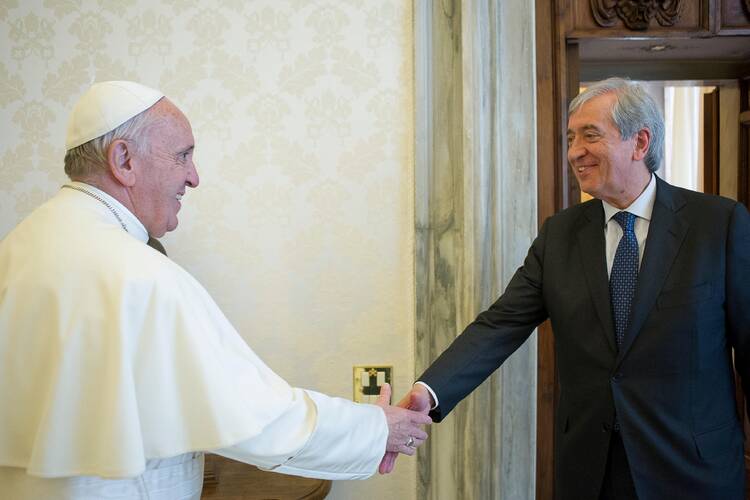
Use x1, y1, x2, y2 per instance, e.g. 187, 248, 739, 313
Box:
419, 177, 750, 500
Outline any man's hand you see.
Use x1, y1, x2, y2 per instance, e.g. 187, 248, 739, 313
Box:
374, 383, 431, 467
378, 384, 434, 474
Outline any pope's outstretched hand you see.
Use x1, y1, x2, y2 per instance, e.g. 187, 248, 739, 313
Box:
378, 384, 434, 474
374, 383, 431, 460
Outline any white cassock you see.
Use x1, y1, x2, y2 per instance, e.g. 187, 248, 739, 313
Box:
0, 183, 388, 499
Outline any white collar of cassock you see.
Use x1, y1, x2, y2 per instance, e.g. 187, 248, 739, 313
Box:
66, 181, 149, 243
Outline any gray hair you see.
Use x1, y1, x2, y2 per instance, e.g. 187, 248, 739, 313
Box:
64, 105, 159, 180
569, 77, 664, 173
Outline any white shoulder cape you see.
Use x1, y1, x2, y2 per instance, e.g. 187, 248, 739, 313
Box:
0, 188, 387, 479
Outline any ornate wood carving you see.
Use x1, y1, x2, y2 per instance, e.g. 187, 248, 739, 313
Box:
591, 0, 683, 30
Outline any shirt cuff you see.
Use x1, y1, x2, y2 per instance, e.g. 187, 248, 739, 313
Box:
414, 381, 439, 409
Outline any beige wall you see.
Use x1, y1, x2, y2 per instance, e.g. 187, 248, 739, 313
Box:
0, 1, 416, 498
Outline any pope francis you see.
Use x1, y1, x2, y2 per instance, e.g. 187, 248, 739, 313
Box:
0, 81, 430, 499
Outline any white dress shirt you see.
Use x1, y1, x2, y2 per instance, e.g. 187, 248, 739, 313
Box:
602, 174, 656, 276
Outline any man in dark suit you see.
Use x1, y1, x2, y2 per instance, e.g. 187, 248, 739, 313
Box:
381, 78, 750, 499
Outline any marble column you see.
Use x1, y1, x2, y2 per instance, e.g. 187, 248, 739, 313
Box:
414, 0, 537, 498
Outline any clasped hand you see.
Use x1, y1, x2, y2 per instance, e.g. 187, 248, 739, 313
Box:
374, 383, 433, 474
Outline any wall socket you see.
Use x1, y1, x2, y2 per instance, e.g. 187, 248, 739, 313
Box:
353, 365, 392, 403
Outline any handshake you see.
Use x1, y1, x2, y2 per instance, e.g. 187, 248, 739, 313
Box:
373, 383, 435, 474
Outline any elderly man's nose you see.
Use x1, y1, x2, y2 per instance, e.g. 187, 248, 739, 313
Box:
567, 138, 586, 161
187, 163, 199, 188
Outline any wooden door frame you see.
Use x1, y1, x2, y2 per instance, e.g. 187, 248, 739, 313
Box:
704, 88, 721, 195
534, 1, 571, 498
740, 78, 750, 207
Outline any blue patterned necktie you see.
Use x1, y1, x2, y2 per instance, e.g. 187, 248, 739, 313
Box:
610, 211, 638, 349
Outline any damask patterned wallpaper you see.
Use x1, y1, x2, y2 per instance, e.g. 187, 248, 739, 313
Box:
0, 1, 416, 498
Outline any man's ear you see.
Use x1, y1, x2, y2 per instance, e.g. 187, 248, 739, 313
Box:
107, 139, 136, 187
633, 128, 651, 162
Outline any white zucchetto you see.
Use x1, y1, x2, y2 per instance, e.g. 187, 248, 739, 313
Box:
65, 81, 164, 150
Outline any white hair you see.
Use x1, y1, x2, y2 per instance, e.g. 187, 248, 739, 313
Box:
569, 77, 664, 173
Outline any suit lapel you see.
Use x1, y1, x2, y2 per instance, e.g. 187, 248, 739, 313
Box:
616, 178, 689, 365
576, 201, 617, 354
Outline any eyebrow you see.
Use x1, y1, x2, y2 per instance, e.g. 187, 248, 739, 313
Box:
567, 124, 602, 135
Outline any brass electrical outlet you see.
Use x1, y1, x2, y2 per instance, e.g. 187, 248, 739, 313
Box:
353, 365, 393, 403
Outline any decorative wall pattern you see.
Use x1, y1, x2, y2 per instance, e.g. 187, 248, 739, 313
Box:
0, 1, 416, 498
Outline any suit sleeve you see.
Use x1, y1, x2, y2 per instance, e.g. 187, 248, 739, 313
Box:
418, 219, 550, 421
725, 202, 750, 415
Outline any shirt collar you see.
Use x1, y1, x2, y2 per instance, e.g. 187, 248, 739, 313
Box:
602, 174, 657, 224
68, 181, 149, 243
